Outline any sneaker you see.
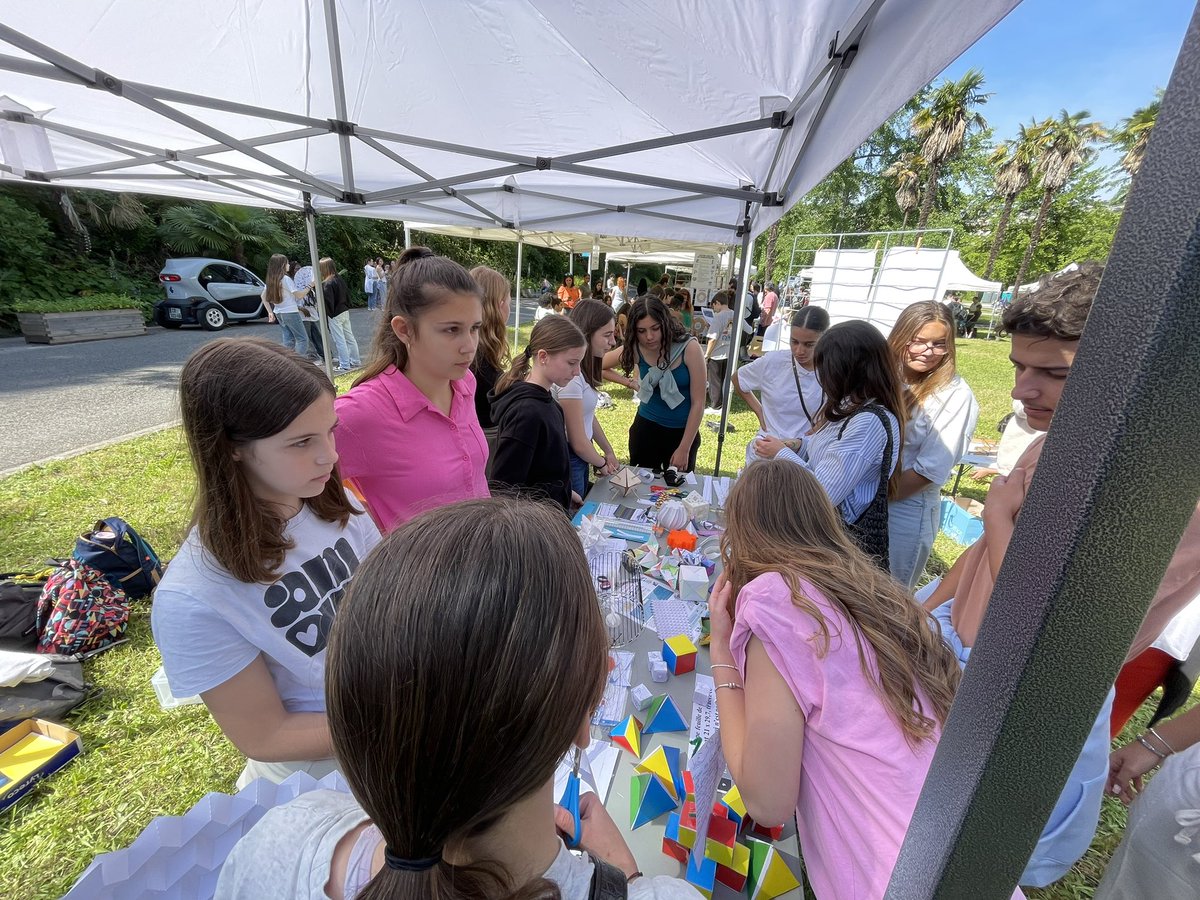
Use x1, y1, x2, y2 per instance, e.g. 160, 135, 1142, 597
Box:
704, 407, 722, 416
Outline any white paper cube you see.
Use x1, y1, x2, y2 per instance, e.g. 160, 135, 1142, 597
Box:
631, 683, 653, 710
647, 651, 670, 683
683, 491, 709, 521
677, 565, 709, 604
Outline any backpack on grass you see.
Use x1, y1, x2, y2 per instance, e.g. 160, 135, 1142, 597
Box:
73, 517, 162, 600
0, 576, 46, 651
37, 559, 129, 656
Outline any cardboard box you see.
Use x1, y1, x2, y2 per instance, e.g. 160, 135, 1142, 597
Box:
0, 718, 83, 813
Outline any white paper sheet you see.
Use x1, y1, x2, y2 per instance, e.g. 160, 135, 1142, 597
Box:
553, 740, 622, 805
688, 674, 720, 756
652, 598, 704, 643
688, 729, 726, 859
608, 650, 634, 687
592, 682, 628, 728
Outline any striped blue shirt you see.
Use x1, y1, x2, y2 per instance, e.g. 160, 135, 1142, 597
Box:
777, 404, 900, 523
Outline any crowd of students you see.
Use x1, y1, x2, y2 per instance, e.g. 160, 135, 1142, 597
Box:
148, 249, 1199, 898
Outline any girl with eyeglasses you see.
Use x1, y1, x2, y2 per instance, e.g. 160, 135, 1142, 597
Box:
885, 301, 979, 590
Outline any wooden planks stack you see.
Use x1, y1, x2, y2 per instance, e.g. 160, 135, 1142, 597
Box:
17, 309, 146, 344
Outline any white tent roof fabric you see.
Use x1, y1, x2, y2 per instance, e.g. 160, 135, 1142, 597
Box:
0, 0, 1019, 245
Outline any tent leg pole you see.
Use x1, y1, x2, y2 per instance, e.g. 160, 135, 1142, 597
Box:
303, 194, 335, 382
513, 236, 524, 353
714, 226, 755, 476
403, 225, 412, 250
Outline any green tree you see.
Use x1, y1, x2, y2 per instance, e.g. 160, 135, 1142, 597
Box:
1012, 110, 1107, 293
158, 203, 287, 266
984, 121, 1041, 278
912, 69, 989, 229
883, 152, 922, 229
1113, 91, 1161, 177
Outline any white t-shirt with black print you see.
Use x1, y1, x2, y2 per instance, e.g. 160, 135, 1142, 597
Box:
152, 495, 381, 710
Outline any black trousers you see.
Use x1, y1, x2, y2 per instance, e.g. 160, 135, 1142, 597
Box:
628, 413, 700, 472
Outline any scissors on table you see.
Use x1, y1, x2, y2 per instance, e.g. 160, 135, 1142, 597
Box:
558, 745, 583, 848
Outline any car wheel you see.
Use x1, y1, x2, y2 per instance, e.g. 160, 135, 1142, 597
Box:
200, 305, 228, 331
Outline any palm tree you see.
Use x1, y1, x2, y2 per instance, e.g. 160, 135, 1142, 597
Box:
158, 203, 287, 266
883, 152, 922, 229
984, 122, 1041, 278
1114, 91, 1161, 177
911, 69, 989, 229
1011, 110, 1107, 295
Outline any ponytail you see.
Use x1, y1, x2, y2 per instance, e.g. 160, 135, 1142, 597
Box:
494, 315, 585, 396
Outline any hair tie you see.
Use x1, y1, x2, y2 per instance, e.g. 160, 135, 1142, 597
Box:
524, 345, 533, 360
384, 847, 441, 872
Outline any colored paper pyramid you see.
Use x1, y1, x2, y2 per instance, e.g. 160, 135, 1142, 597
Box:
685, 849, 718, 898
720, 784, 746, 827
630, 772, 679, 829
747, 838, 802, 900
635, 745, 685, 800
610, 714, 642, 757
663, 634, 698, 675
704, 814, 738, 867
642, 693, 688, 734
715, 840, 751, 891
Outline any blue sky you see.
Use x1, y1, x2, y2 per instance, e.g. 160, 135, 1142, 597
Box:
938, 0, 1192, 158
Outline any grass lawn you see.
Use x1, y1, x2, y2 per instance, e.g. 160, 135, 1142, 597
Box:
0, 333, 1180, 897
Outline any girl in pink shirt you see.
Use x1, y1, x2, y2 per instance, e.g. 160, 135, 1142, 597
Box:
708, 460, 963, 900
335, 247, 490, 531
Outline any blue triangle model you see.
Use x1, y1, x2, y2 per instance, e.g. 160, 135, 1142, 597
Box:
643, 694, 688, 734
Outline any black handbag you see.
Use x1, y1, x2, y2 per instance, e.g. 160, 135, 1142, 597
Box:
839, 404, 895, 572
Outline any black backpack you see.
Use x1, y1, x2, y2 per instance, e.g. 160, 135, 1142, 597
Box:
0, 576, 46, 651
73, 517, 163, 600
0, 653, 94, 723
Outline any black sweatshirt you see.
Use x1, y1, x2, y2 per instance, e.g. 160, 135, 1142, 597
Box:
488, 381, 571, 510
321, 275, 352, 317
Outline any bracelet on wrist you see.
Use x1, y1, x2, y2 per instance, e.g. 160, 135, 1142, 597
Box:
716, 681, 744, 691
627, 871, 644, 884
1148, 726, 1178, 756
711, 663, 740, 673
1136, 735, 1168, 761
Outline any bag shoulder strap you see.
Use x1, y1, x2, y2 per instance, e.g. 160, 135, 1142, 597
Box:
588, 856, 629, 900
836, 404, 895, 481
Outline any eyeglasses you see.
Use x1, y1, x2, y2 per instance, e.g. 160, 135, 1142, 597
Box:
908, 339, 949, 355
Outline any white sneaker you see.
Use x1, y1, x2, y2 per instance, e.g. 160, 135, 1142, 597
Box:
704, 407, 722, 416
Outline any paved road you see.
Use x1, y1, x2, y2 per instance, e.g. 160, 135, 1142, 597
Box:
0, 302, 541, 475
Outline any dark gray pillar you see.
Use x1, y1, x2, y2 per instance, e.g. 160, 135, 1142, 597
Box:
887, 6, 1200, 897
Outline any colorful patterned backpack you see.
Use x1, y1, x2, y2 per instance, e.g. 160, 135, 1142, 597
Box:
36, 559, 129, 656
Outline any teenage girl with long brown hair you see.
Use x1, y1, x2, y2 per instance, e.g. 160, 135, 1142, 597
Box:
708, 460, 961, 900
468, 265, 512, 457
216, 498, 698, 899
152, 338, 381, 787
560, 299, 621, 497
886, 301, 979, 589
490, 316, 587, 510
335, 247, 490, 532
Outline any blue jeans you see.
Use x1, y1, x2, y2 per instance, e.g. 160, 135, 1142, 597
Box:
887, 484, 941, 590
568, 450, 591, 498
276, 311, 309, 357
327, 311, 361, 369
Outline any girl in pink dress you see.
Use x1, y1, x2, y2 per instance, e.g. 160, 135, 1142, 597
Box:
708, 460, 963, 900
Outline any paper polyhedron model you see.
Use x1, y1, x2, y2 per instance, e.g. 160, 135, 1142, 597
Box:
662, 634, 697, 675
703, 814, 738, 867
610, 467, 641, 496
630, 772, 678, 829
715, 840, 752, 892
677, 564, 709, 603
647, 649, 670, 683
719, 783, 746, 827
631, 683, 654, 710
635, 744, 686, 800
683, 490, 709, 521
642, 693, 688, 734
746, 838, 802, 900
685, 849, 718, 898
609, 714, 642, 757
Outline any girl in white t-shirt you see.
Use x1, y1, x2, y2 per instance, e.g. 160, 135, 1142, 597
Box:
560, 299, 621, 497
262, 253, 311, 358
151, 338, 381, 786
216, 497, 698, 900
886, 301, 979, 590
734, 305, 829, 467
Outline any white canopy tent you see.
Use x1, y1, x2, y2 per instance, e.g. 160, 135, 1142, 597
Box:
0, 0, 1022, 471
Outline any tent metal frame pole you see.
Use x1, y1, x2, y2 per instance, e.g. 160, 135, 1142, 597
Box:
520, 206, 737, 232
557, 116, 783, 164
887, 8, 1200, 893
402, 199, 496, 226
354, 125, 538, 166
714, 220, 755, 476
355, 135, 508, 225
550, 160, 768, 204
0, 52, 331, 129
404, 225, 412, 250
363, 164, 531, 202
322, 0, 356, 196
513, 235, 525, 353
0, 24, 346, 199
302, 194, 335, 382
